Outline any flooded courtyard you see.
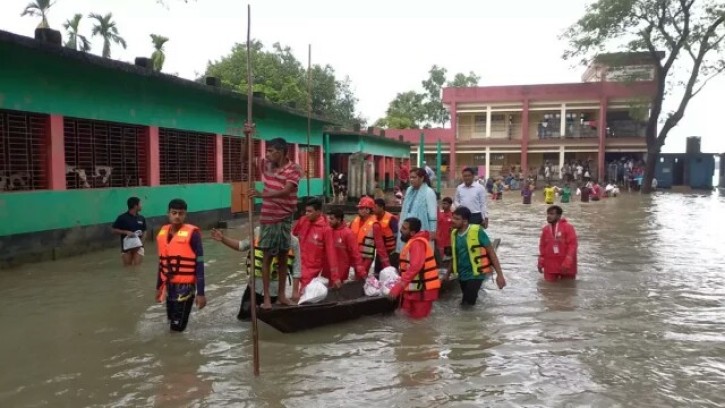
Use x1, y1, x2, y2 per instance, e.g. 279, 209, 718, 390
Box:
2, 191, 725, 407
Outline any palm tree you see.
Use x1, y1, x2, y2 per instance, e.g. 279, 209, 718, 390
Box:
21, 0, 54, 29
63, 14, 91, 52
150, 34, 169, 72
88, 13, 126, 58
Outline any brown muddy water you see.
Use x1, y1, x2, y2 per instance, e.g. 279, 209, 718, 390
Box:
2, 191, 725, 407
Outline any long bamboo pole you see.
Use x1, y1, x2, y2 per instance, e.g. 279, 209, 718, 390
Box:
245, 4, 260, 377
306, 44, 311, 196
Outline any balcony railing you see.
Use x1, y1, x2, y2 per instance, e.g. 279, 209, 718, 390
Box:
457, 124, 522, 141
607, 120, 647, 138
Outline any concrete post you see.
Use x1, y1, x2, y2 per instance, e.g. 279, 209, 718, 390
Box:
47, 115, 66, 190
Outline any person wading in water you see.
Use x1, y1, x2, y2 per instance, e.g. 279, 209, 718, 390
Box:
155, 199, 206, 332
538, 205, 579, 282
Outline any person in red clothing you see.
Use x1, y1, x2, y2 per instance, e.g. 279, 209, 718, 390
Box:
398, 162, 410, 191
388, 217, 441, 319
436, 197, 453, 259
326, 208, 366, 281
538, 205, 579, 282
292, 198, 341, 291
350, 196, 390, 276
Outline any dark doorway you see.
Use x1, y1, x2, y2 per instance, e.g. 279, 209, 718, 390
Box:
672, 157, 685, 185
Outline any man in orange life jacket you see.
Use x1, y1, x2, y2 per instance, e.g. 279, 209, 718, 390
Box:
350, 196, 390, 276
387, 217, 440, 319
373, 198, 399, 268
156, 199, 206, 332
326, 208, 366, 281
293, 198, 341, 290
538, 205, 579, 282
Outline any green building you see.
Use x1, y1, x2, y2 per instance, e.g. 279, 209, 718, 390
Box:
0, 30, 331, 266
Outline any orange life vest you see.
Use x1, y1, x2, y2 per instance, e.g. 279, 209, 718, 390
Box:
157, 224, 199, 285
400, 235, 441, 292
350, 216, 377, 259
377, 212, 397, 254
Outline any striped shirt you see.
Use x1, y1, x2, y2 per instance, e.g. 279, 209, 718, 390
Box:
259, 158, 302, 224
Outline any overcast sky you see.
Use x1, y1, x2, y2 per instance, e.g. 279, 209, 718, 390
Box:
1, 0, 722, 153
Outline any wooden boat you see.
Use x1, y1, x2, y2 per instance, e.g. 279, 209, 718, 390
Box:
257, 280, 398, 333
256, 238, 501, 333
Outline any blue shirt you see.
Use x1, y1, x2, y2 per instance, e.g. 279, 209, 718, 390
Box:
455, 226, 492, 281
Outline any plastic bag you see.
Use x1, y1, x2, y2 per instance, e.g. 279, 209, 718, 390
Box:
363, 275, 382, 297
379, 266, 399, 283
123, 235, 143, 251
381, 276, 400, 296
298, 276, 329, 305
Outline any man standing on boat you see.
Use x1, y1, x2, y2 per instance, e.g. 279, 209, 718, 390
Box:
326, 208, 366, 281
351, 196, 390, 276
293, 198, 341, 290
454, 167, 488, 228
450, 206, 506, 307
249, 137, 301, 309
388, 217, 440, 319
538, 205, 578, 282
209, 226, 300, 320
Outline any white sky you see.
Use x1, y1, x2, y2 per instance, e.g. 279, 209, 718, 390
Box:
1, 0, 722, 153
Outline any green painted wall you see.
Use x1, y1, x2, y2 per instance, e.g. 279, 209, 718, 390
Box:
0, 42, 326, 145
0, 184, 230, 235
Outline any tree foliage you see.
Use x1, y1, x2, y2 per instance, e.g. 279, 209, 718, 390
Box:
563, 0, 725, 192
89, 12, 127, 58
376, 65, 480, 129
21, 0, 54, 29
204, 41, 363, 126
150, 34, 169, 72
63, 13, 91, 52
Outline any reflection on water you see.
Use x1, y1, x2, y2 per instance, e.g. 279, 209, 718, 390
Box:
2, 192, 725, 407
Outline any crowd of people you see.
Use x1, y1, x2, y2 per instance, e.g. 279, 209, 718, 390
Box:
114, 136, 585, 332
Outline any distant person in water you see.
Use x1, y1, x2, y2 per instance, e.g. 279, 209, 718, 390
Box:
543, 182, 556, 205
538, 205, 578, 282
559, 183, 572, 203
521, 183, 533, 204
578, 183, 592, 203
112, 196, 147, 266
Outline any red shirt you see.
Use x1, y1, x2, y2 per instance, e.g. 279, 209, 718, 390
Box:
399, 165, 410, 182
293, 215, 339, 284
393, 231, 439, 302
436, 210, 453, 249
325, 223, 365, 280
538, 218, 578, 276
259, 158, 302, 224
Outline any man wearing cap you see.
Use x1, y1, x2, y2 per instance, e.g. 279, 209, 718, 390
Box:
350, 196, 391, 276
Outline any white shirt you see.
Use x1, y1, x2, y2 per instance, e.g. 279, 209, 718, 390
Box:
454, 182, 488, 218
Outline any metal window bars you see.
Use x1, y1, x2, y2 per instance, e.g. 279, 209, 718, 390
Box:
159, 128, 215, 185
0, 110, 48, 192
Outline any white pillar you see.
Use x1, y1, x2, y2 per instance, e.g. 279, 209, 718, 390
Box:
559, 145, 566, 180
560, 103, 567, 138
486, 105, 492, 138
485, 146, 491, 180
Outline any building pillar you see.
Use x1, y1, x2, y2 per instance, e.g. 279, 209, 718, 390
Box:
146, 126, 160, 186
521, 99, 530, 177
47, 115, 66, 190
559, 145, 566, 180
449, 141, 456, 185
560, 103, 567, 137
318, 145, 324, 181
450, 102, 458, 183
598, 98, 608, 181
214, 134, 224, 183
485, 105, 492, 138
484, 147, 491, 180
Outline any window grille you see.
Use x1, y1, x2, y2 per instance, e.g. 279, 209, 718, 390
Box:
64, 118, 148, 189
159, 128, 215, 185
223, 135, 244, 182
0, 109, 48, 192
299, 145, 321, 179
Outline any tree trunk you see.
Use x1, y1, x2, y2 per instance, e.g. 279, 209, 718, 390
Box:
642, 147, 660, 193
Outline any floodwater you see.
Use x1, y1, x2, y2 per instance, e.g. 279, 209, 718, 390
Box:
2, 191, 725, 407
